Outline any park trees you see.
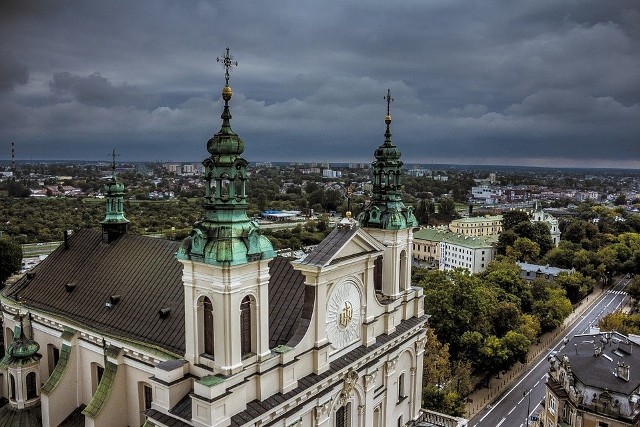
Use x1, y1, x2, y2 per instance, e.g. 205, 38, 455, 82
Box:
416, 257, 575, 380
422, 329, 471, 417
502, 210, 530, 231
555, 272, 595, 304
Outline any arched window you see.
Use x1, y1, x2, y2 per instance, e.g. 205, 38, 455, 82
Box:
374, 256, 383, 293
235, 178, 245, 202
240, 296, 253, 357
26, 372, 37, 400
137, 381, 153, 425
48, 344, 60, 376
9, 374, 16, 400
91, 362, 104, 394
336, 403, 350, 427
203, 297, 214, 357
398, 372, 406, 401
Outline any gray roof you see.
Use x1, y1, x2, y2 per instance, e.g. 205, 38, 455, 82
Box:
517, 262, 572, 276
3, 229, 311, 356
299, 225, 360, 267
3, 229, 186, 355
557, 332, 640, 395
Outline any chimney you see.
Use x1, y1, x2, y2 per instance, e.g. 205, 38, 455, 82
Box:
594, 346, 602, 357
64, 229, 69, 249
617, 363, 630, 381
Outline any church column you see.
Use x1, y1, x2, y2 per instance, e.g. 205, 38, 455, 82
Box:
361, 369, 378, 427
412, 335, 427, 420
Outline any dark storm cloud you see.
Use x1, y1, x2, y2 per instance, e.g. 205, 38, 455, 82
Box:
49, 72, 152, 109
1, 0, 639, 167
0, 55, 28, 92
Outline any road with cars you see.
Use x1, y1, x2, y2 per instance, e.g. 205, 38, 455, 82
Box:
470, 276, 631, 427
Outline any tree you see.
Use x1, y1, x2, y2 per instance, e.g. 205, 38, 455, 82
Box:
627, 276, 640, 301
502, 210, 530, 231
532, 286, 572, 332
418, 270, 495, 356
7, 181, 31, 197
496, 230, 519, 255
501, 331, 531, 366
599, 312, 640, 335
490, 301, 522, 337
506, 237, 540, 263
516, 314, 541, 342
416, 199, 435, 225
555, 272, 595, 304
0, 238, 22, 284
481, 335, 509, 376
437, 198, 456, 217
596, 246, 619, 285
422, 328, 469, 417
614, 194, 627, 206
544, 241, 578, 269
532, 222, 554, 256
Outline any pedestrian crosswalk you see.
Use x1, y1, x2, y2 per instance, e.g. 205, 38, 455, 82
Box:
606, 290, 627, 295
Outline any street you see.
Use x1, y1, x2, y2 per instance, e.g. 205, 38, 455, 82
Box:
470, 276, 631, 427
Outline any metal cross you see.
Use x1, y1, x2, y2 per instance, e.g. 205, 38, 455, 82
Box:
384, 89, 393, 116
109, 148, 120, 173
217, 47, 238, 86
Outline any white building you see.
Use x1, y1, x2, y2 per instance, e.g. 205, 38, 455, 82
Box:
0, 73, 466, 427
413, 228, 497, 274
471, 185, 502, 204
439, 234, 497, 274
530, 202, 561, 246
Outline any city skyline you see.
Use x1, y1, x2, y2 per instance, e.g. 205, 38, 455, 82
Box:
1, 1, 639, 168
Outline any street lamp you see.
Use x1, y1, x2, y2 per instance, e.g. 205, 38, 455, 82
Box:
523, 388, 531, 427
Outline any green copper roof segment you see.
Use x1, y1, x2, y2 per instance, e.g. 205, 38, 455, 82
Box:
82, 361, 118, 418
358, 90, 417, 230
41, 344, 72, 395
101, 150, 129, 227
178, 48, 275, 266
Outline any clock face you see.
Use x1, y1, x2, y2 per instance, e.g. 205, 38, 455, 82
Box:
326, 281, 361, 351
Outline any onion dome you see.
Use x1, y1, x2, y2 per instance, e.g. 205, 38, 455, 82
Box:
178, 48, 275, 266
7, 336, 40, 359
358, 89, 417, 230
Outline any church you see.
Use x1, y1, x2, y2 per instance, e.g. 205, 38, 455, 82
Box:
0, 51, 461, 427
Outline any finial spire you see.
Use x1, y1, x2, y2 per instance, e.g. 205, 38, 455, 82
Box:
217, 47, 238, 88
384, 89, 393, 143
346, 182, 353, 218
385, 89, 393, 117
109, 148, 119, 178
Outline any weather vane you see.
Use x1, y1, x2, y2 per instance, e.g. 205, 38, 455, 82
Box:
217, 47, 238, 86
384, 89, 393, 116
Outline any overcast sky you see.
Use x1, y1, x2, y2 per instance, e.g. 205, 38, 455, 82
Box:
1, 1, 639, 168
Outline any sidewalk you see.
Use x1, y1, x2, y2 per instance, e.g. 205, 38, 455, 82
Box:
464, 285, 616, 419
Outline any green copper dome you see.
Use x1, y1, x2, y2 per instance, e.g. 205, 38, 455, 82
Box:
7, 336, 40, 359
178, 50, 274, 266
358, 90, 417, 230
207, 89, 245, 156
100, 153, 129, 242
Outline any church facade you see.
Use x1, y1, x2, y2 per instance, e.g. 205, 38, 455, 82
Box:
0, 53, 456, 427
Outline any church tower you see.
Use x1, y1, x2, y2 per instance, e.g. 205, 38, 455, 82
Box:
358, 90, 417, 298
177, 48, 275, 375
100, 150, 129, 243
